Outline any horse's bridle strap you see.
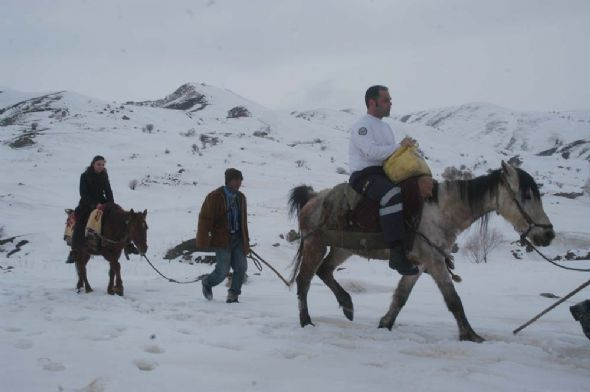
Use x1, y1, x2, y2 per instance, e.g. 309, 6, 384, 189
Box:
499, 175, 553, 240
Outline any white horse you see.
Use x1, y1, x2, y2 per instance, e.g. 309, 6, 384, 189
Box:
288, 162, 555, 342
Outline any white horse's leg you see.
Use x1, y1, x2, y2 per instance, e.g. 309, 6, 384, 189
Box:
379, 271, 422, 329
428, 260, 484, 342
316, 247, 354, 321
296, 237, 327, 327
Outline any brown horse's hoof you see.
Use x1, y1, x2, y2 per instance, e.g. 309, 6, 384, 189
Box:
85, 287, 94, 293
107, 288, 115, 295
114, 286, 124, 296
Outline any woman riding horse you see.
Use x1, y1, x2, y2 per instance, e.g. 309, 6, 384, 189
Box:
66, 155, 113, 263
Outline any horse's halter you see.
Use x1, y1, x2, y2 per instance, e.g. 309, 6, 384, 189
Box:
499, 173, 553, 241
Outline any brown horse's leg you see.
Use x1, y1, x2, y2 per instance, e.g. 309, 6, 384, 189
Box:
113, 259, 123, 296
75, 251, 84, 292
428, 260, 484, 342
107, 260, 115, 295
296, 238, 327, 327
105, 251, 123, 296
75, 251, 93, 293
316, 247, 354, 321
378, 272, 422, 330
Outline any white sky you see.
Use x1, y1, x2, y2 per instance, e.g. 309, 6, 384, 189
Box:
1, 0, 589, 113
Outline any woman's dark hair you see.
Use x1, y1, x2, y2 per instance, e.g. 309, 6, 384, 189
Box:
91, 155, 105, 165
86, 155, 107, 174
365, 85, 388, 108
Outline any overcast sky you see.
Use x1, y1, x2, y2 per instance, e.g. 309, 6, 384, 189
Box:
1, 0, 589, 113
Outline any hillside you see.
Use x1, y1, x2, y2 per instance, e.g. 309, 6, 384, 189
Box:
1, 84, 589, 392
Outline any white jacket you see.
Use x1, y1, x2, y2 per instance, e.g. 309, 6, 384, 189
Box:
348, 114, 399, 172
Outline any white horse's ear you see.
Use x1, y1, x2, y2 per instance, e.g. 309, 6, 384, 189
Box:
501, 160, 519, 188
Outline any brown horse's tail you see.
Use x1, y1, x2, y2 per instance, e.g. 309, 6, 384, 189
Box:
287, 185, 316, 286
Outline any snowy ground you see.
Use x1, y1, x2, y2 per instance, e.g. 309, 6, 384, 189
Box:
1, 85, 589, 391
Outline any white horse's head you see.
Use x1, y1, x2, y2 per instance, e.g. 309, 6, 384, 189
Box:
496, 161, 555, 246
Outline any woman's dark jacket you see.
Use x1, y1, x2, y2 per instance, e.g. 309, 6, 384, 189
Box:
77, 168, 114, 210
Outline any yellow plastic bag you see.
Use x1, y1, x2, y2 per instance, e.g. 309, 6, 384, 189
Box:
383, 145, 431, 183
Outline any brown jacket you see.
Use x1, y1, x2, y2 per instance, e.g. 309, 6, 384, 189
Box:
195, 186, 250, 254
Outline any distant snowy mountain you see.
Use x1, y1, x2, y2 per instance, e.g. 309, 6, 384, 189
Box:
392, 102, 590, 159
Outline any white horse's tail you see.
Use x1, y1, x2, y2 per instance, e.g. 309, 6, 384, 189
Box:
288, 185, 316, 219
287, 185, 317, 285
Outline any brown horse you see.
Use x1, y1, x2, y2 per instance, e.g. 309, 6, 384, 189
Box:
72, 204, 148, 296
288, 162, 555, 342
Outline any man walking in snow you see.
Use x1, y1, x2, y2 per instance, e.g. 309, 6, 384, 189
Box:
348, 85, 418, 275
196, 168, 250, 303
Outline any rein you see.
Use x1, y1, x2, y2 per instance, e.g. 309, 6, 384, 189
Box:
97, 233, 128, 245
500, 176, 590, 272
412, 229, 462, 282
518, 237, 590, 272
499, 175, 553, 238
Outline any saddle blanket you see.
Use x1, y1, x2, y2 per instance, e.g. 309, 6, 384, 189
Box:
63, 208, 103, 245
86, 209, 103, 236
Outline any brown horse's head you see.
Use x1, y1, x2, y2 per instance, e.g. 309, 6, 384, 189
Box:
127, 209, 148, 255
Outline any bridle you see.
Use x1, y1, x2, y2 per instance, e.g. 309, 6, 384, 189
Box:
499, 174, 553, 242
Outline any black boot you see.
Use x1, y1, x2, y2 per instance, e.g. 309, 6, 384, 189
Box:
65, 251, 75, 264
226, 290, 239, 303
201, 276, 213, 301
389, 246, 418, 275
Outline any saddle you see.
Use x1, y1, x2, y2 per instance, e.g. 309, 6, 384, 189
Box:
320, 177, 432, 249
63, 204, 115, 252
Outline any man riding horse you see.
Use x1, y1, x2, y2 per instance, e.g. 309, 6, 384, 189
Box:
348, 85, 418, 275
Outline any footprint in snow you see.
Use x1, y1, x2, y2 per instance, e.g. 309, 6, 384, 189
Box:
14, 339, 34, 349
134, 359, 158, 371
37, 357, 65, 371
73, 377, 107, 392
144, 344, 165, 354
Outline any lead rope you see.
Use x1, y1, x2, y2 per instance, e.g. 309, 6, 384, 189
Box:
247, 249, 291, 287
142, 254, 207, 284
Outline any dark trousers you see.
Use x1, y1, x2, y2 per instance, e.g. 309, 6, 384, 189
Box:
72, 205, 92, 249
350, 167, 406, 246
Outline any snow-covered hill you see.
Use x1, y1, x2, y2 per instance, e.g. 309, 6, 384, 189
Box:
393, 102, 590, 158
1, 84, 589, 392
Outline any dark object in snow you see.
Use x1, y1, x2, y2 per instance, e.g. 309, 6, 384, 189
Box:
539, 292, 560, 299
570, 300, 590, 341
227, 106, 251, 119
164, 238, 215, 263
6, 239, 29, 257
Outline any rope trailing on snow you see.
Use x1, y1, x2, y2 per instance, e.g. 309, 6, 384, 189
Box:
142, 254, 206, 284
513, 278, 590, 335
247, 249, 291, 287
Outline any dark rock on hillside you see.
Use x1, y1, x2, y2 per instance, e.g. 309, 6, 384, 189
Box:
127, 83, 209, 112
227, 106, 251, 118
